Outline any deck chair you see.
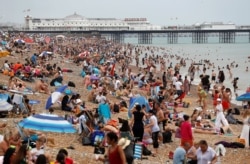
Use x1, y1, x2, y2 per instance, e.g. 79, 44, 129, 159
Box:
15, 123, 36, 148
9, 94, 28, 117
79, 117, 92, 145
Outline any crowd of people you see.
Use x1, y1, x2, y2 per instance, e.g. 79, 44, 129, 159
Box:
0, 32, 250, 164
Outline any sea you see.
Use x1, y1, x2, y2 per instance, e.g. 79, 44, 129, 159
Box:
124, 35, 250, 105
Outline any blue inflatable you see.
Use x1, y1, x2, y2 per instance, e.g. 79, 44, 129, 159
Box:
128, 96, 151, 118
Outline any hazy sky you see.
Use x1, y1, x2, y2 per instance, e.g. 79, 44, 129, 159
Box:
1, 0, 249, 26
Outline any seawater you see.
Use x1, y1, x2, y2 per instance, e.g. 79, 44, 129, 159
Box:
124, 36, 250, 105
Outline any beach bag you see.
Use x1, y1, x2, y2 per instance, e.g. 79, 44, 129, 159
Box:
233, 108, 240, 115
124, 143, 134, 164
168, 151, 174, 159
82, 136, 91, 145
163, 131, 172, 143
91, 131, 105, 146
94, 146, 105, 154
236, 138, 245, 145
142, 145, 152, 156
3, 70, 9, 75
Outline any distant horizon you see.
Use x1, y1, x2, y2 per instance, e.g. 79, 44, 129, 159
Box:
1, 0, 250, 26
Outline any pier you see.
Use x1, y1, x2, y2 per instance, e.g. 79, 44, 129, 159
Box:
3, 27, 250, 44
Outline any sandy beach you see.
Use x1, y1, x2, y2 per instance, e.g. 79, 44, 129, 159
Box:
0, 35, 250, 164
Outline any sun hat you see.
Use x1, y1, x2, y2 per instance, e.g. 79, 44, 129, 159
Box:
118, 138, 131, 149
76, 99, 82, 104
217, 98, 222, 101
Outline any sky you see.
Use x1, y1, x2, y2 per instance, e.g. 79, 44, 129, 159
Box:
0, 0, 250, 26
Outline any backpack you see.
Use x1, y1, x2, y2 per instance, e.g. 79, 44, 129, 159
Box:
233, 108, 240, 115
113, 103, 119, 113
142, 144, 152, 156
90, 131, 105, 146
163, 131, 173, 143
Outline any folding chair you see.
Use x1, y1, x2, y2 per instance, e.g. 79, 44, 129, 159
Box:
9, 94, 28, 117
15, 123, 36, 148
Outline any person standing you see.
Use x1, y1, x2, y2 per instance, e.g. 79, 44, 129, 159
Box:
211, 70, 216, 83
196, 140, 217, 164
180, 115, 193, 147
162, 71, 167, 89
183, 76, 190, 95
175, 78, 183, 98
214, 98, 228, 133
130, 104, 145, 142
239, 110, 250, 148
145, 110, 160, 156
173, 142, 191, 164
98, 100, 111, 124
98, 132, 126, 164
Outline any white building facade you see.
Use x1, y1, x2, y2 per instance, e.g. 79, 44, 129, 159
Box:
24, 13, 161, 31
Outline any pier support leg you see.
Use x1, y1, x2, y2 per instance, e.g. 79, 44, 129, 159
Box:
219, 32, 235, 43
110, 33, 124, 43
249, 32, 250, 43
167, 32, 178, 44
138, 33, 152, 44
192, 32, 208, 43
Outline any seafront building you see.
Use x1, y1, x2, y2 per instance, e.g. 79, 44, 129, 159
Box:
24, 12, 161, 31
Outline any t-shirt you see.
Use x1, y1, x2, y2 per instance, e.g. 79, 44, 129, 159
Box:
30, 148, 44, 161
149, 115, 160, 133
175, 81, 182, 90
196, 147, 216, 164
172, 76, 178, 85
65, 157, 74, 164
173, 146, 186, 164
180, 121, 193, 140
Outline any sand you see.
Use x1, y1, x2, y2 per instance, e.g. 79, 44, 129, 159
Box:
0, 41, 250, 164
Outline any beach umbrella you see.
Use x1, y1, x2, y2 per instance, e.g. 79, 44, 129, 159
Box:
24, 37, 34, 44
39, 51, 52, 57
0, 100, 13, 112
236, 92, 250, 101
14, 39, 25, 44
90, 75, 99, 80
45, 85, 68, 109
128, 96, 151, 118
18, 113, 76, 133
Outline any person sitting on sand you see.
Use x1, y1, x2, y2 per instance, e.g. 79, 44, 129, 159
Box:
115, 86, 124, 99
171, 102, 183, 120
0, 129, 18, 156
83, 72, 91, 89
14, 128, 55, 147
61, 94, 72, 112
30, 138, 46, 162
8, 76, 26, 90
34, 79, 50, 94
